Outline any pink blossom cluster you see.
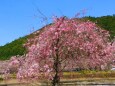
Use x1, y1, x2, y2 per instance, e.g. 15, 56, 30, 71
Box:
7, 17, 115, 81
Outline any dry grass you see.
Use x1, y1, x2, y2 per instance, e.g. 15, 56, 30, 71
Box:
0, 70, 115, 84
62, 70, 115, 79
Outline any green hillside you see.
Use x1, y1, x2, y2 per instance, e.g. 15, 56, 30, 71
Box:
0, 36, 27, 60
0, 15, 115, 60
86, 15, 115, 38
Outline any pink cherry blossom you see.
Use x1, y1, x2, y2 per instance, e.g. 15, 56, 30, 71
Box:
6, 17, 115, 86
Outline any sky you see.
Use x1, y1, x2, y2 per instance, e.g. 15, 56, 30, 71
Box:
0, 0, 115, 46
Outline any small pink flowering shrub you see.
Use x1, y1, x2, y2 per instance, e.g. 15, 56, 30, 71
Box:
6, 55, 25, 74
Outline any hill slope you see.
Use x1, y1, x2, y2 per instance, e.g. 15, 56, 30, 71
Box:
0, 15, 115, 60
86, 15, 115, 38
0, 36, 27, 60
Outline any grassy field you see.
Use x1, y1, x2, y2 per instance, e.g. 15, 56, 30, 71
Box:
0, 71, 115, 86
62, 70, 115, 79
0, 71, 115, 80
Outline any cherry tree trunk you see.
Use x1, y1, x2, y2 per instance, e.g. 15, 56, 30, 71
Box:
52, 38, 60, 86
52, 56, 60, 86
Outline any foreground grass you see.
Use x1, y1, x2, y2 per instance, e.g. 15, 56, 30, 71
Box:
0, 70, 115, 82
62, 70, 115, 79
0, 71, 115, 86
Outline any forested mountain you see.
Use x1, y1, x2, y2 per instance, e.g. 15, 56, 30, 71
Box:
0, 36, 27, 60
0, 15, 115, 60
86, 15, 115, 38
